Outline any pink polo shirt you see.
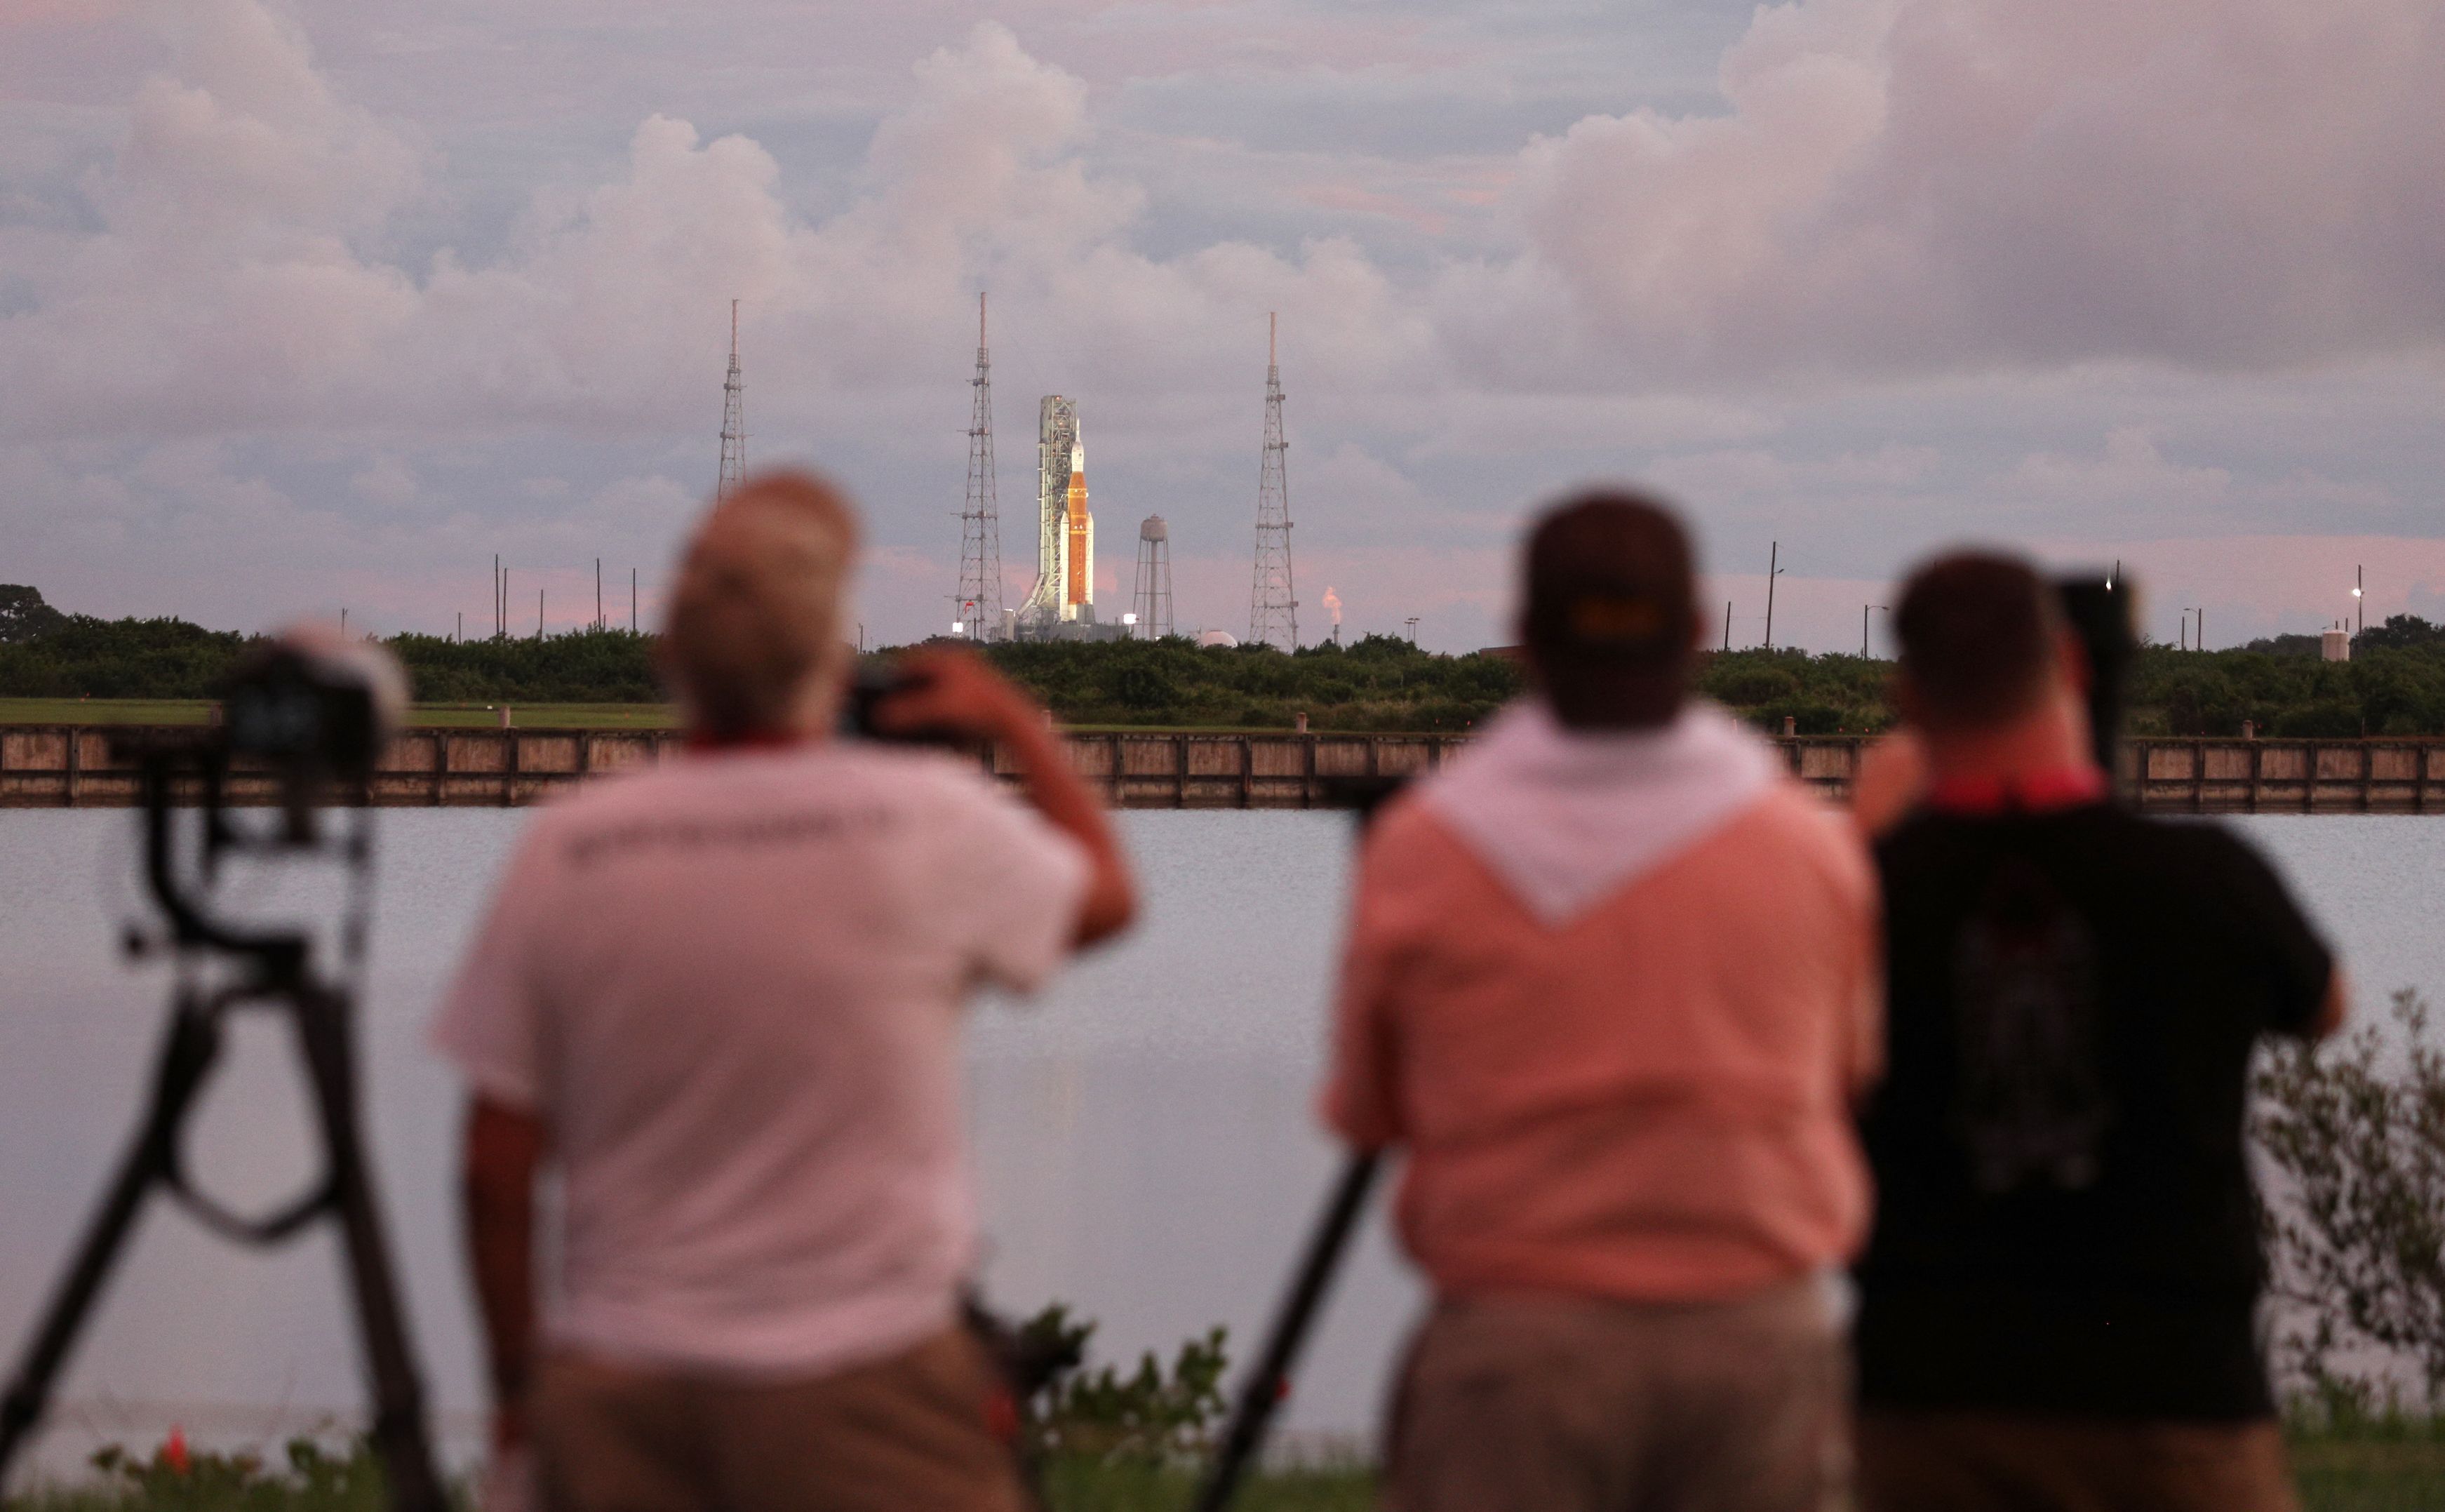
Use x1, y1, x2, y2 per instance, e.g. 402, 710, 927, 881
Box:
1324, 782, 1880, 1303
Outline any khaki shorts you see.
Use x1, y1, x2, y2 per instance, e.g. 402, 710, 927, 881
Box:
1384, 1278, 1849, 1512
1857, 1410, 2298, 1512
528, 1326, 1025, 1512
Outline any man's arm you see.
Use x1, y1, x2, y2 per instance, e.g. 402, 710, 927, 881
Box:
872, 648, 1136, 946
1320, 821, 1407, 1153
462, 1097, 546, 1450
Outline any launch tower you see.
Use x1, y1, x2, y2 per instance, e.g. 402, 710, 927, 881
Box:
953, 293, 1003, 640
1248, 314, 1298, 649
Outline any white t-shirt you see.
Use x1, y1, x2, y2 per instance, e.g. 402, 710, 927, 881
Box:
431, 740, 1090, 1379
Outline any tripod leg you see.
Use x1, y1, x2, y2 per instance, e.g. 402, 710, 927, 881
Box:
1189, 1151, 1384, 1512
0, 1007, 219, 1485
291, 986, 448, 1512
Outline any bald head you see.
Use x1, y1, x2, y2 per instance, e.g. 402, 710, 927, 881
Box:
1520, 490, 1699, 730
662, 470, 860, 740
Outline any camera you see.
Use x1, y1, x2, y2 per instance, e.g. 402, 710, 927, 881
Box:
221, 626, 408, 784
2055, 573, 2138, 772
842, 659, 974, 748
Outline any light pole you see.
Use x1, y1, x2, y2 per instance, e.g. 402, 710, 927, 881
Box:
1762, 542, 1784, 651
1404, 617, 1420, 645
2354, 565, 2364, 637
1862, 604, 1887, 659
2190, 608, 2205, 651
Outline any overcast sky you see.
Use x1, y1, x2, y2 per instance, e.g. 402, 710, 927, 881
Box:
4, 0, 2440, 653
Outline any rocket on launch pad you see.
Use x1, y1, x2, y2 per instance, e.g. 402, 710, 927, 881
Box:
1021, 395, 1097, 627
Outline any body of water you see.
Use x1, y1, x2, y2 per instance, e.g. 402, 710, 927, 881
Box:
0, 806, 2439, 1476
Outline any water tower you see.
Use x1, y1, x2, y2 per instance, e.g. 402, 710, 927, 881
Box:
1133, 515, 1174, 639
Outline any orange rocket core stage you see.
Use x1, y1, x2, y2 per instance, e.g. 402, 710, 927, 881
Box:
1064, 455, 1090, 607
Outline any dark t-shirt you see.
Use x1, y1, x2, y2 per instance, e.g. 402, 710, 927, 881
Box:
1858, 803, 2333, 1421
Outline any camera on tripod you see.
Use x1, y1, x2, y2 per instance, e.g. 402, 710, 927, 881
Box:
0, 625, 446, 1512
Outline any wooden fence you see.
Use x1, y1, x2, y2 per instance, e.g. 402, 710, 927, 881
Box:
6, 725, 2445, 813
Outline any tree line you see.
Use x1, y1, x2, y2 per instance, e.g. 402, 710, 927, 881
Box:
13, 583, 2445, 736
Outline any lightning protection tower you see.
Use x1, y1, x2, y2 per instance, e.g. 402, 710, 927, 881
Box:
1248, 313, 1298, 650
716, 299, 746, 504
1133, 515, 1173, 639
954, 293, 1003, 641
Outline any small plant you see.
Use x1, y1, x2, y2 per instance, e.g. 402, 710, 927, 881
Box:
65, 1433, 385, 1509
2255, 989, 2445, 1407
1010, 1304, 1232, 1466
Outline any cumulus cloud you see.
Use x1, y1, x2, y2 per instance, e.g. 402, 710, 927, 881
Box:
11, 0, 2441, 447
1485, 0, 2445, 378
0, 8, 1419, 442
3, 0, 2442, 648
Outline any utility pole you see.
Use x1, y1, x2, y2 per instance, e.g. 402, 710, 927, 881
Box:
595, 558, 603, 631
1249, 313, 1299, 650
1863, 604, 1887, 658
2355, 564, 2365, 636
456, 612, 462, 644
340, 608, 347, 638
537, 589, 544, 641
2193, 608, 2205, 650
1405, 616, 1420, 645
1722, 601, 1731, 653
632, 568, 638, 633
1762, 542, 1784, 651
717, 299, 746, 504
956, 291, 1004, 641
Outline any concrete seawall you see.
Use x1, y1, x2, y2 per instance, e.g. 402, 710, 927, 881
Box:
6, 725, 2445, 813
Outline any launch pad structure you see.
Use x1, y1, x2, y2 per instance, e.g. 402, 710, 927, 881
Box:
926, 302, 1313, 648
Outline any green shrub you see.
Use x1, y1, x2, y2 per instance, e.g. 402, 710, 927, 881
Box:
2256, 991, 2445, 1406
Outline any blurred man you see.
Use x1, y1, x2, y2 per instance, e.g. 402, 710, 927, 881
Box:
1323, 490, 1881, 1512
1855, 551, 2345, 1512
434, 471, 1134, 1512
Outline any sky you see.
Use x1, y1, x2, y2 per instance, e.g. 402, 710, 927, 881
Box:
1, 0, 2440, 655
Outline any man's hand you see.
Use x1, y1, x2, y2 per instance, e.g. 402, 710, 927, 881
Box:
867, 648, 1036, 744
869, 647, 1136, 947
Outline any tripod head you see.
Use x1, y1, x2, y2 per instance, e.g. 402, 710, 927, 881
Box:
127, 626, 408, 977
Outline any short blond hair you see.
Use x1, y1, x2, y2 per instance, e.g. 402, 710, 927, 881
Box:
662, 470, 859, 738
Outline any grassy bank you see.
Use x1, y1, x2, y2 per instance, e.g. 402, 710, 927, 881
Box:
0, 1450, 1369, 1511
8, 1433, 2440, 1511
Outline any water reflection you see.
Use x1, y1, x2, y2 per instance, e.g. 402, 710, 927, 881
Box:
0, 808, 2438, 1476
